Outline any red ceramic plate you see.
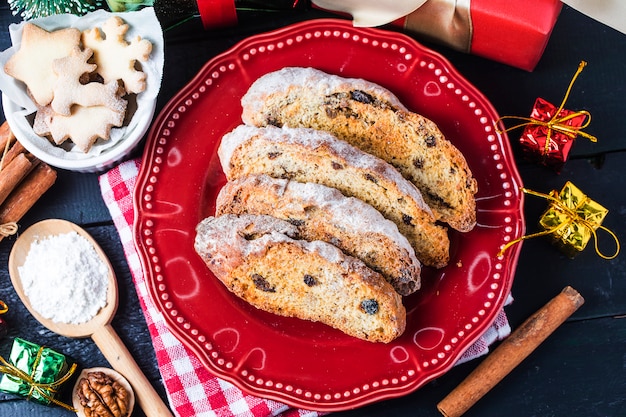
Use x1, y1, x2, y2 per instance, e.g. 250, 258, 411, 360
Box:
134, 19, 524, 411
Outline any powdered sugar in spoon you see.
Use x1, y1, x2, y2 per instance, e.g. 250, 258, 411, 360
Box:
8, 218, 172, 417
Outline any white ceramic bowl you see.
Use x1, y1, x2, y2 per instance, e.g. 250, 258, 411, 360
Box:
3, 93, 156, 173
0, 8, 164, 173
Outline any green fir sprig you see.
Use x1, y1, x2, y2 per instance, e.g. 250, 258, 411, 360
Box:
8, 0, 104, 19
105, 0, 152, 12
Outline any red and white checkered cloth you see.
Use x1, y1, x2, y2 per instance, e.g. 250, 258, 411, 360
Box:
99, 159, 512, 417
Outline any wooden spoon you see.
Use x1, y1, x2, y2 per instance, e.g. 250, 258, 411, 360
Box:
8, 219, 172, 417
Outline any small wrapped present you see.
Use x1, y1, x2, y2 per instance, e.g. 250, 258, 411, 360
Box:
519, 97, 589, 171
499, 182, 620, 259
537, 181, 612, 258
0, 338, 77, 410
496, 61, 597, 172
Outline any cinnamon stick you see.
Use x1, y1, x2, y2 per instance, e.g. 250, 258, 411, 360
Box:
0, 121, 15, 152
1, 139, 26, 167
0, 162, 57, 241
0, 152, 38, 206
437, 286, 584, 417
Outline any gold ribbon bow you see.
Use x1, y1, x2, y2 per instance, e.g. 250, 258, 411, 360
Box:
495, 61, 597, 156
0, 347, 77, 411
499, 187, 620, 260
0, 300, 7, 315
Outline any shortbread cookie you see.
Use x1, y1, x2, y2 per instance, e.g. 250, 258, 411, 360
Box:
51, 46, 127, 117
81, 16, 152, 94
4, 23, 81, 107
218, 125, 449, 268
34, 103, 125, 152
216, 174, 422, 295
194, 214, 406, 343
241, 67, 478, 232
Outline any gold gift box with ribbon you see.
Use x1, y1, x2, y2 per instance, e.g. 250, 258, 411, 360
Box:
537, 181, 610, 258
498, 182, 619, 260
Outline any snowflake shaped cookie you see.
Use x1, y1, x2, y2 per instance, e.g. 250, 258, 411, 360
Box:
82, 16, 153, 94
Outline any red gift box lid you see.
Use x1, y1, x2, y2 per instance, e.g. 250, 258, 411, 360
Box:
470, 0, 562, 71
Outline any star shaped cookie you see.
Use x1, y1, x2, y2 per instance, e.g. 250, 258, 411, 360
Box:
4, 23, 81, 107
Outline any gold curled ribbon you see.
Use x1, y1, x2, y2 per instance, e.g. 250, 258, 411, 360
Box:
495, 61, 597, 156
0, 347, 77, 411
0, 222, 18, 237
0, 300, 7, 314
498, 187, 620, 260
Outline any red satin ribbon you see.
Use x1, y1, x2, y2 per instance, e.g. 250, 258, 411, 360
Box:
196, 0, 238, 29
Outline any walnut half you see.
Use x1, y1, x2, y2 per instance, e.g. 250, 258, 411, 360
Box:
72, 367, 135, 417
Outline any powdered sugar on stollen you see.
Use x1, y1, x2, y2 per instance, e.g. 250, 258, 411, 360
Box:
218, 125, 432, 216
240, 67, 409, 124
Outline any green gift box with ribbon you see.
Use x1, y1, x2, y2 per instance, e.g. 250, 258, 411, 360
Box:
0, 338, 77, 410
538, 181, 612, 258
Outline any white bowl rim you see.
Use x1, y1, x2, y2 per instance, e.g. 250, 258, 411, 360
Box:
2, 93, 156, 171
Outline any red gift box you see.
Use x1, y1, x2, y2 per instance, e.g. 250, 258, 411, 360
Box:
519, 97, 587, 171
393, 0, 562, 71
